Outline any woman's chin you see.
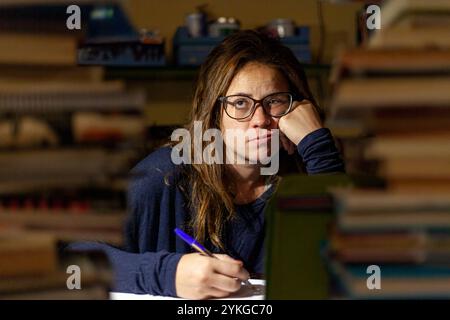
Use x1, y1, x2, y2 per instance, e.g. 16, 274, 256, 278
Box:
238, 145, 275, 164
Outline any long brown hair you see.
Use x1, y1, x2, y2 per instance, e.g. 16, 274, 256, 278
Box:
173, 30, 320, 250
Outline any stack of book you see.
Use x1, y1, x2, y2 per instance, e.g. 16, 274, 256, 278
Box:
0, 0, 147, 288
325, 0, 450, 299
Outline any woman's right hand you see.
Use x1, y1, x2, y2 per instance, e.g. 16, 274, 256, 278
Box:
175, 253, 250, 299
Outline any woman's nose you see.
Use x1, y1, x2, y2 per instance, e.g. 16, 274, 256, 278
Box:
250, 104, 271, 127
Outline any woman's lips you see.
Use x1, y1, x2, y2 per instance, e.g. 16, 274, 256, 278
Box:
248, 134, 272, 144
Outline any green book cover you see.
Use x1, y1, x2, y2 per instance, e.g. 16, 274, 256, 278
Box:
265, 173, 352, 299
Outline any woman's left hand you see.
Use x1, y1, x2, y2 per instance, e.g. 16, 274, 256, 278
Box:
278, 100, 323, 153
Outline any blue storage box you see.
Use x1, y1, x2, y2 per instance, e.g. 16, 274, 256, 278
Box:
78, 3, 166, 66
78, 38, 166, 67
173, 26, 311, 66
173, 27, 224, 66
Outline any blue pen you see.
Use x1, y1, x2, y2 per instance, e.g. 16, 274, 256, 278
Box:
174, 228, 252, 286
174, 227, 214, 257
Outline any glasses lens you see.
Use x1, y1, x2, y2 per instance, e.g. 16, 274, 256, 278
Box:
263, 93, 292, 116
225, 96, 253, 119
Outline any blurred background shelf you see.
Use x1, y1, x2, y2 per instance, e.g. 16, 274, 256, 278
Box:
104, 63, 331, 80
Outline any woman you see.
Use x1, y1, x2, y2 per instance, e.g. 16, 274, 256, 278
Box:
69, 30, 344, 299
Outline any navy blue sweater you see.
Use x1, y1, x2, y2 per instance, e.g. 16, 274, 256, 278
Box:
68, 128, 344, 297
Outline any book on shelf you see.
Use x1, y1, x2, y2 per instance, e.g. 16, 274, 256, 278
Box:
0, 33, 78, 66
331, 76, 450, 114
328, 260, 450, 299
0, 116, 60, 148
72, 112, 146, 143
379, 0, 450, 29
368, 0, 450, 49
0, 65, 104, 83
377, 157, 450, 179
369, 28, 450, 50
0, 232, 113, 299
332, 188, 450, 212
334, 48, 450, 76
337, 211, 450, 232
0, 77, 146, 114
0, 229, 57, 277
0, 80, 124, 94
0, 211, 125, 245
330, 228, 450, 265
386, 178, 450, 193
332, 188, 450, 232
0, 89, 146, 112
364, 134, 450, 159
365, 109, 450, 135
0, 148, 137, 180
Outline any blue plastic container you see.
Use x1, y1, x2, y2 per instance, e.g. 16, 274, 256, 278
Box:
173, 26, 311, 66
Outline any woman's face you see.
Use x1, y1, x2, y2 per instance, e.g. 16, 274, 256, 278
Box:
221, 62, 290, 164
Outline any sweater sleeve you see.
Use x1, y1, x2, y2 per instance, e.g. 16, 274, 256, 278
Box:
297, 127, 345, 174
66, 148, 183, 297
66, 242, 182, 296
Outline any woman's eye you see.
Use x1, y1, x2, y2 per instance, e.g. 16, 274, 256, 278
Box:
269, 99, 281, 105
234, 100, 248, 108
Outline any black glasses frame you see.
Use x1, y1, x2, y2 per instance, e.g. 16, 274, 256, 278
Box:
218, 92, 299, 120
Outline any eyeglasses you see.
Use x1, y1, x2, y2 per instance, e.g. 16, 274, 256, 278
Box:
218, 92, 297, 120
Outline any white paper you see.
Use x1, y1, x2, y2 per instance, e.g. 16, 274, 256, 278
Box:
110, 279, 265, 300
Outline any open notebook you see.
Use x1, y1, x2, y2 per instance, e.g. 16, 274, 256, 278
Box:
110, 279, 265, 300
